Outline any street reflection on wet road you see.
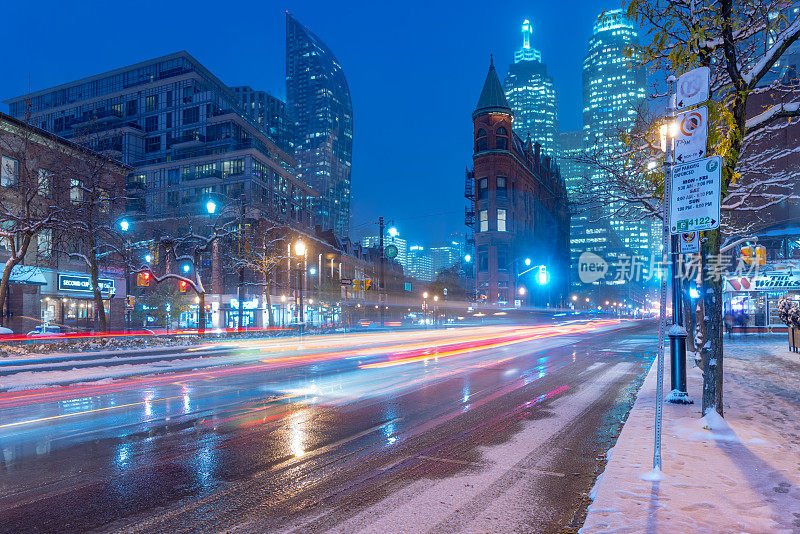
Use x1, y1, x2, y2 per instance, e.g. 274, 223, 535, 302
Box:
0, 320, 655, 533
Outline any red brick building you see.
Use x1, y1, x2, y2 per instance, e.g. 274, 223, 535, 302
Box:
469, 59, 570, 306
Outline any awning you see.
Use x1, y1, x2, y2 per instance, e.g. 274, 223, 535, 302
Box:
9, 266, 47, 285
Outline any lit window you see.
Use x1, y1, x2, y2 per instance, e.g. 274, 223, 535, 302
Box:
70, 178, 82, 204
497, 209, 507, 232
1, 156, 19, 187
479, 210, 488, 232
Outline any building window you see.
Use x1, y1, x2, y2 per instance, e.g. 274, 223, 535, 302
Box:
182, 107, 200, 125
497, 244, 509, 271
478, 245, 488, 272
496, 127, 508, 150
165, 112, 173, 129
145, 136, 161, 153
70, 178, 82, 204
497, 176, 507, 197
497, 209, 507, 232
1, 156, 19, 187
479, 209, 488, 232
126, 100, 137, 116
37, 228, 52, 257
145, 95, 158, 112
478, 177, 488, 200
38, 169, 52, 196
145, 116, 158, 132
221, 159, 244, 178
476, 128, 487, 151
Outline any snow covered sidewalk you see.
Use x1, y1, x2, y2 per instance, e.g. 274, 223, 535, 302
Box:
581, 336, 800, 533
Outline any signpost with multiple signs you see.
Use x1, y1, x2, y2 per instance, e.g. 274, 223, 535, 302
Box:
669, 155, 722, 234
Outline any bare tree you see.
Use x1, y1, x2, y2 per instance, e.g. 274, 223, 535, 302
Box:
229, 219, 289, 328
140, 211, 239, 335
0, 113, 64, 327
620, 0, 800, 416
56, 135, 129, 332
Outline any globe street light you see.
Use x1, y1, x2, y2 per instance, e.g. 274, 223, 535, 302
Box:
183, 264, 191, 273
388, 227, 399, 237
294, 240, 306, 257
119, 219, 130, 232
206, 200, 217, 215
464, 254, 472, 263
524, 258, 532, 266
145, 254, 152, 263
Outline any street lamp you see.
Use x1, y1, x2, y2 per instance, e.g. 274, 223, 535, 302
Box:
119, 219, 130, 232
182, 263, 191, 273
294, 240, 307, 333
145, 254, 152, 263
206, 200, 217, 215
524, 258, 532, 266
518, 286, 527, 296
464, 254, 472, 263
388, 227, 399, 238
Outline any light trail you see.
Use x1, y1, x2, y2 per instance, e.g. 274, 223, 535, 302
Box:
0, 320, 626, 411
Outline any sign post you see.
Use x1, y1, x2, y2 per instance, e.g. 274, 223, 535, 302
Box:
674, 106, 708, 163
669, 155, 722, 234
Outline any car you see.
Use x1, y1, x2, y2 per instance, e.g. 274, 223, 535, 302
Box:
26, 325, 63, 337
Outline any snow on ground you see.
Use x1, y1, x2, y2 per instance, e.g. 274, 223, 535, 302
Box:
581, 336, 800, 533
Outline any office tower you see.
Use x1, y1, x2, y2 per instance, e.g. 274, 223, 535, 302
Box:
286, 13, 353, 236
504, 19, 560, 158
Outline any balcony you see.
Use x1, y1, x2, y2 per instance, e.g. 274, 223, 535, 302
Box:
170, 133, 206, 148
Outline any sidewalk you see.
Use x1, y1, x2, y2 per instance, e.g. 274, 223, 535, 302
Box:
581, 335, 800, 533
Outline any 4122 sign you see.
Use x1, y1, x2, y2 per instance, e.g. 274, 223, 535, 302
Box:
670, 155, 722, 234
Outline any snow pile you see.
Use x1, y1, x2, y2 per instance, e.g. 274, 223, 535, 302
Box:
581, 338, 800, 533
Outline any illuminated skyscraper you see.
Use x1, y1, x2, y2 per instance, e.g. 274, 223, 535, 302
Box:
582, 9, 651, 261
504, 19, 560, 158
286, 13, 353, 236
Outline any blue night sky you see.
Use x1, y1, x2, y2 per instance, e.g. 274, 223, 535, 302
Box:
2, 1, 612, 246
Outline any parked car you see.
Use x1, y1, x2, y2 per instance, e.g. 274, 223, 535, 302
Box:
26, 325, 63, 337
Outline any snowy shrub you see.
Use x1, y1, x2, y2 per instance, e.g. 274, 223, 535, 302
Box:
777, 296, 800, 329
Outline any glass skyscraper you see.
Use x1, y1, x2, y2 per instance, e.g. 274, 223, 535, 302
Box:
582, 10, 651, 261
231, 86, 295, 153
286, 13, 354, 236
504, 19, 560, 158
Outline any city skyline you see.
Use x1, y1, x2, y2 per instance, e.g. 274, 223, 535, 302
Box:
0, 1, 607, 245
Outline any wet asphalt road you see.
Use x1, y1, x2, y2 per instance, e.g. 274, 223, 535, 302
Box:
0, 321, 655, 533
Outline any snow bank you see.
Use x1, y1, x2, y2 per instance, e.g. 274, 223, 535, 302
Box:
581, 338, 800, 533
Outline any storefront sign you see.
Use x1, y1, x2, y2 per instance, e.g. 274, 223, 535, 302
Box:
58, 274, 115, 294
725, 272, 800, 292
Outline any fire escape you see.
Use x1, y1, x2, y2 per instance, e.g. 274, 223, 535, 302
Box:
464, 169, 475, 246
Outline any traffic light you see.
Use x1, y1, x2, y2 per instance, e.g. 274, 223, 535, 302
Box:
137, 272, 151, 287
741, 246, 754, 264
179, 280, 188, 292
364, 278, 372, 290
754, 245, 766, 266
536, 265, 548, 285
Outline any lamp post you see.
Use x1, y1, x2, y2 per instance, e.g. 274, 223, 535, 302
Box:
422, 291, 429, 328
119, 219, 132, 332
294, 240, 307, 334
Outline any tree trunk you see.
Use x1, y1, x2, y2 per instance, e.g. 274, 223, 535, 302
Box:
0, 235, 32, 328
264, 271, 275, 328
198, 290, 206, 336
701, 228, 724, 417
89, 248, 108, 332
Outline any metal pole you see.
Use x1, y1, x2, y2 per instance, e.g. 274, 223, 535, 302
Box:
379, 216, 385, 328
666, 85, 692, 405
654, 76, 677, 472
237, 199, 244, 332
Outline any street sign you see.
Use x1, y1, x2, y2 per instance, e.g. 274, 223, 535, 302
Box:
679, 231, 700, 253
674, 106, 708, 163
670, 155, 722, 234
340, 278, 353, 286
385, 244, 398, 259
676, 66, 710, 110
